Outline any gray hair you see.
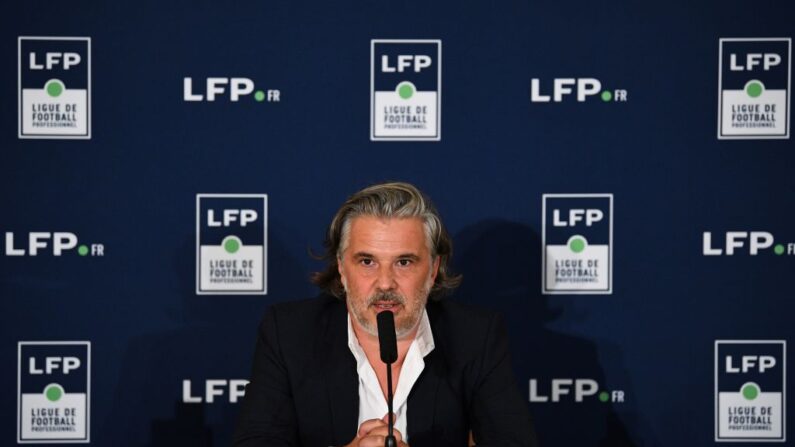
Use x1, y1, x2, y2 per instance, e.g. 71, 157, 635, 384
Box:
312, 182, 461, 300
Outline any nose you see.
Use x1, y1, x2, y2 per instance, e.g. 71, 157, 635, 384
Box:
376, 264, 398, 291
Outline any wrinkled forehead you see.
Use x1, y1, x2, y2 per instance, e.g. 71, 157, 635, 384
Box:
343, 215, 431, 257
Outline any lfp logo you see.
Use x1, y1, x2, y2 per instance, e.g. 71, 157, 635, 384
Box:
531, 78, 627, 103
183, 77, 280, 103
196, 194, 267, 295
718, 38, 791, 139
4, 232, 104, 257
371, 39, 441, 141
715, 340, 786, 442
529, 378, 625, 404
182, 379, 249, 404
702, 231, 795, 256
18, 341, 90, 443
542, 194, 613, 294
18, 37, 91, 139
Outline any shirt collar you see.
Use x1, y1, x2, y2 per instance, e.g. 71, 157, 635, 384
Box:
347, 309, 435, 362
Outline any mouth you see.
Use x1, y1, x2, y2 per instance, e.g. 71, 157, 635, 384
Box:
370, 301, 402, 313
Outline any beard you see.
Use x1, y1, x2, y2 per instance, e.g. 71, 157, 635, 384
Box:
348, 276, 433, 339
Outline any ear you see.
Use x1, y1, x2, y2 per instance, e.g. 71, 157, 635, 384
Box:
337, 258, 347, 289
430, 256, 441, 282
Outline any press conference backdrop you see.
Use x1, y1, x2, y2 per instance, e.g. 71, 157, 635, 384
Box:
1, 0, 793, 445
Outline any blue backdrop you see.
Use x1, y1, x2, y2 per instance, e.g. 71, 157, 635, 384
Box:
1, 0, 793, 445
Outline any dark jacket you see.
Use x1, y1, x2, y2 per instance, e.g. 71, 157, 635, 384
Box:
233, 294, 538, 446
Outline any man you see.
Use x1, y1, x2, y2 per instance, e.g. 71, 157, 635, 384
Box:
234, 182, 537, 447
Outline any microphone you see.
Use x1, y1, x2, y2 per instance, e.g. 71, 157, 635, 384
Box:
377, 311, 398, 447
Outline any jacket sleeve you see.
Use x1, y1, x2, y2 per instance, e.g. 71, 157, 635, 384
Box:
233, 307, 300, 446
469, 313, 539, 447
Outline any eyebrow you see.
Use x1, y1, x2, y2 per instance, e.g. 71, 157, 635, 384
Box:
352, 252, 421, 261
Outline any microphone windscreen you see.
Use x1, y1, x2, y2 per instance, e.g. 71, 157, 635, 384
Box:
377, 311, 398, 363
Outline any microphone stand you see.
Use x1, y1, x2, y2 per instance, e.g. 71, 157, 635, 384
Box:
385, 362, 397, 447
377, 310, 399, 447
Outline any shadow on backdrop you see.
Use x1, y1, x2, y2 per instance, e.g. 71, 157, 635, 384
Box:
99, 227, 308, 447
453, 219, 647, 447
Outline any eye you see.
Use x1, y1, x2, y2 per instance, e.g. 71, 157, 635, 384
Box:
359, 258, 375, 266
397, 259, 412, 267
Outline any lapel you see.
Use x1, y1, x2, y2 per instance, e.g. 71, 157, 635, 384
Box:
321, 299, 359, 444
407, 301, 444, 442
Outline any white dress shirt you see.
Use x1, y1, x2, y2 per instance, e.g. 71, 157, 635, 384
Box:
347, 310, 435, 443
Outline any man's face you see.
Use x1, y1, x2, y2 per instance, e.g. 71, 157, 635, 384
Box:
338, 216, 440, 339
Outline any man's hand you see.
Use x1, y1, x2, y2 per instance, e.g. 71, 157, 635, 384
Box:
343, 414, 409, 447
